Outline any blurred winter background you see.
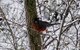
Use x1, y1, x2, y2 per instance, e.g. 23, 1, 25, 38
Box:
0, 0, 29, 50
0, 0, 80, 50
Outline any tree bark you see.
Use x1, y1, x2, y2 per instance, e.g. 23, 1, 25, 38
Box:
24, 0, 42, 50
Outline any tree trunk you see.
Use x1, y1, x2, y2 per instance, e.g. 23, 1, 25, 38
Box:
24, 0, 42, 50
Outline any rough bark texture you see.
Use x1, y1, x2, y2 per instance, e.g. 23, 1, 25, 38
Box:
25, 0, 42, 50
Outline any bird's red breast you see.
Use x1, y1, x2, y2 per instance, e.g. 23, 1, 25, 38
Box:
32, 23, 46, 32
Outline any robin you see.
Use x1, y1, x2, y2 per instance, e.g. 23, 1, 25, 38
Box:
32, 17, 60, 32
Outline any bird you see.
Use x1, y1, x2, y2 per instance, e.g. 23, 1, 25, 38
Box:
32, 17, 60, 32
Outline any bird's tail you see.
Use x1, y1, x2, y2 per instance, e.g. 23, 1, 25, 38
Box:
47, 23, 60, 27
52, 23, 60, 25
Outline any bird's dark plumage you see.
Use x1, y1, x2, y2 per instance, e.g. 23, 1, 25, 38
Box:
32, 17, 60, 32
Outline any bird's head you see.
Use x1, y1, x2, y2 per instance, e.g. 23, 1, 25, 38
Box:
34, 17, 39, 21
33, 17, 39, 24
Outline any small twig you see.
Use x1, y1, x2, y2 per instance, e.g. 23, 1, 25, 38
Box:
43, 37, 57, 49
0, 7, 17, 50
54, 19, 80, 32
42, 36, 50, 47
7, 19, 26, 26
56, 0, 73, 50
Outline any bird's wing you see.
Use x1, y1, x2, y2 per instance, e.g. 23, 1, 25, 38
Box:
37, 20, 60, 27
37, 21, 52, 27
